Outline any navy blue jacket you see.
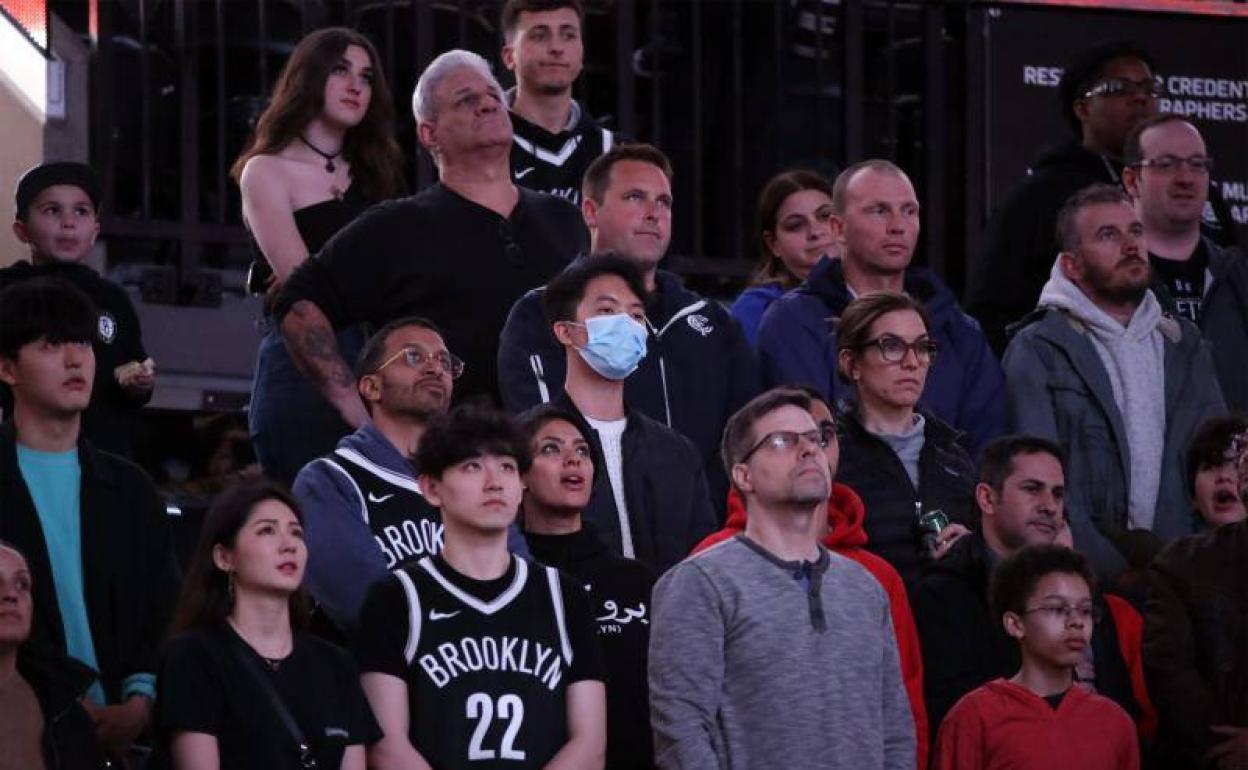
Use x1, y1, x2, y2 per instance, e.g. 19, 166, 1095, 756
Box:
498, 266, 761, 515
755, 257, 1006, 456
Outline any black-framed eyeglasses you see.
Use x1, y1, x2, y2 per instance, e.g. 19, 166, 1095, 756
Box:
856, 335, 939, 364
1082, 76, 1165, 100
374, 346, 465, 379
739, 429, 829, 464
500, 220, 523, 266
1133, 154, 1215, 175
1021, 603, 1102, 624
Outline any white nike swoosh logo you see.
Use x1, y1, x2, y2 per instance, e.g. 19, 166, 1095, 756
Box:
515, 166, 536, 179
367, 492, 394, 503
429, 609, 461, 621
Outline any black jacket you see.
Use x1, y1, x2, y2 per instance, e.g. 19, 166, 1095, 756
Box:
523, 521, 657, 769
499, 266, 761, 517
913, 533, 1141, 734
17, 644, 109, 769
968, 140, 1239, 355
1144, 520, 1248, 769
0, 423, 180, 703
967, 141, 1120, 355
1152, 238, 1248, 412
0, 261, 150, 457
833, 406, 978, 590
551, 393, 717, 574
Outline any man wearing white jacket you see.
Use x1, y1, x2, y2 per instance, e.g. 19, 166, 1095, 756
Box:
1002, 183, 1225, 579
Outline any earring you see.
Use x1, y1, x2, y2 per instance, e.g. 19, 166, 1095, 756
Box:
227, 572, 236, 605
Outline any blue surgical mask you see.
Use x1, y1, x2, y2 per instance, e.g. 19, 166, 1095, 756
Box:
572, 314, 648, 380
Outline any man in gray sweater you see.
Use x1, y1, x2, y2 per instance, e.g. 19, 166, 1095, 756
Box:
648, 388, 916, 770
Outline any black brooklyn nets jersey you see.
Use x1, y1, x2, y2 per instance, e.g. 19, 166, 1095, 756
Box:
317, 446, 443, 569
509, 104, 615, 206
356, 554, 604, 769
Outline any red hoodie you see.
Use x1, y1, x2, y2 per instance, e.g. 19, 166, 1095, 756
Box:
694, 484, 930, 770
934, 678, 1140, 770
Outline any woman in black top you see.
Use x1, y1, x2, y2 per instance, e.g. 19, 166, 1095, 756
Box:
231, 27, 404, 485
834, 291, 977, 590
154, 480, 379, 770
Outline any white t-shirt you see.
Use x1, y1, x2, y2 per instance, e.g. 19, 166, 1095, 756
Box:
585, 415, 634, 558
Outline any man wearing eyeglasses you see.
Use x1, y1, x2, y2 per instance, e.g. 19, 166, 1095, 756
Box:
756, 159, 1005, 457
1124, 114, 1248, 412
913, 435, 1154, 740
649, 387, 915, 770
968, 41, 1164, 355
293, 317, 529, 632
1002, 183, 1226, 579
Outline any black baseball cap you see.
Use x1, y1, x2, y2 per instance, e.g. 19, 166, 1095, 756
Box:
14, 162, 101, 220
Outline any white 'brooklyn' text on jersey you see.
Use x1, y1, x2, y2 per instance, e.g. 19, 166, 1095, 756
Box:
356, 555, 605, 769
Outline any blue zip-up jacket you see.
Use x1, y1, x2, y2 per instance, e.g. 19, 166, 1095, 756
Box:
498, 265, 761, 515
755, 256, 1006, 456
730, 282, 785, 346
292, 423, 529, 630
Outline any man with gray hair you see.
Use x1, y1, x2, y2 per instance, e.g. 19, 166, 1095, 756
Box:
1003, 183, 1225, 578
277, 49, 587, 414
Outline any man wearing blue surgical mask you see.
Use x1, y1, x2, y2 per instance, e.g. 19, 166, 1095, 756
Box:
499, 143, 761, 522
541, 254, 717, 572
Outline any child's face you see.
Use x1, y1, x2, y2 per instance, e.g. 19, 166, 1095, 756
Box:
14, 185, 99, 263
1007, 571, 1095, 670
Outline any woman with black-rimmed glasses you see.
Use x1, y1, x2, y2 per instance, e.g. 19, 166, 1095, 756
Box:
833, 291, 978, 590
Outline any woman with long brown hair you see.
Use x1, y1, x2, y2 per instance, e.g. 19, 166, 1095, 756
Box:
152, 479, 379, 770
731, 169, 837, 345
233, 27, 403, 485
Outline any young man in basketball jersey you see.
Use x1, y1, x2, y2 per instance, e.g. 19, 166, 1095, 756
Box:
501, 0, 615, 204
294, 317, 528, 632
357, 405, 607, 770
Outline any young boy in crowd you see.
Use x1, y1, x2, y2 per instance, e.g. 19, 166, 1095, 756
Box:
356, 404, 607, 770
934, 545, 1139, 770
1, 162, 153, 457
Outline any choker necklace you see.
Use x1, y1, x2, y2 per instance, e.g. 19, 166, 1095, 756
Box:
300, 135, 341, 173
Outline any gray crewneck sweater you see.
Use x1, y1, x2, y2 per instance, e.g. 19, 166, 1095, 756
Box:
649, 535, 915, 770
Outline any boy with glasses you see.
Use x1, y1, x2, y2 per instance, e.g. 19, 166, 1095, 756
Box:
649, 387, 915, 770
293, 317, 528, 632
934, 545, 1140, 770
1123, 114, 1248, 411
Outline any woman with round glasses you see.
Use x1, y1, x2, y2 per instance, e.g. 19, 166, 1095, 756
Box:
833, 291, 977, 589
153, 479, 380, 769
232, 27, 405, 486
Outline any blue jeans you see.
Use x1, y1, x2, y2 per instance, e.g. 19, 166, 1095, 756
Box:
248, 323, 366, 486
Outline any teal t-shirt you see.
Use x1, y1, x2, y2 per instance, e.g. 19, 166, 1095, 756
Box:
16, 444, 106, 705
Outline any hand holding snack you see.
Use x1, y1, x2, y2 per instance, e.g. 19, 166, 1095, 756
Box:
115, 357, 156, 392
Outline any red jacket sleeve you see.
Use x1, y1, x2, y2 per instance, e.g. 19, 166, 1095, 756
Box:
933, 694, 984, 770
1104, 593, 1157, 740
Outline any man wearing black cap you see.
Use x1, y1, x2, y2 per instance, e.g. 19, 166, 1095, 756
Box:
1, 162, 154, 457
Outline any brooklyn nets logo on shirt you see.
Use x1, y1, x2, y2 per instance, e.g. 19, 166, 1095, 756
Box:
388, 556, 576, 768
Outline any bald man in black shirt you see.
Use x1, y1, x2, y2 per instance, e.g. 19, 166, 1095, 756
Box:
277, 49, 587, 425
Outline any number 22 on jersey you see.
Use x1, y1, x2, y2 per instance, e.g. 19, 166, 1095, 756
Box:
467, 692, 526, 761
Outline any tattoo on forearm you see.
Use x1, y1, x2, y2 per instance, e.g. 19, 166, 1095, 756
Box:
283, 301, 355, 391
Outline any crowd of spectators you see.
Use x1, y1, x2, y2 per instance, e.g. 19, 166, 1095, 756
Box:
1, 1, 1245, 769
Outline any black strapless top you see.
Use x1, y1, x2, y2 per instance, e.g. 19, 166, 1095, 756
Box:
247, 183, 374, 294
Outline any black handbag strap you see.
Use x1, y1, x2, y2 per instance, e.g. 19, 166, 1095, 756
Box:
228, 635, 318, 769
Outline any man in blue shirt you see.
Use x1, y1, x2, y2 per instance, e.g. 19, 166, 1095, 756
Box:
0, 277, 178, 763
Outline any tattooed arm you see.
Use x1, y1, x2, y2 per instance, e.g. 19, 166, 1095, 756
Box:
280, 299, 370, 428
